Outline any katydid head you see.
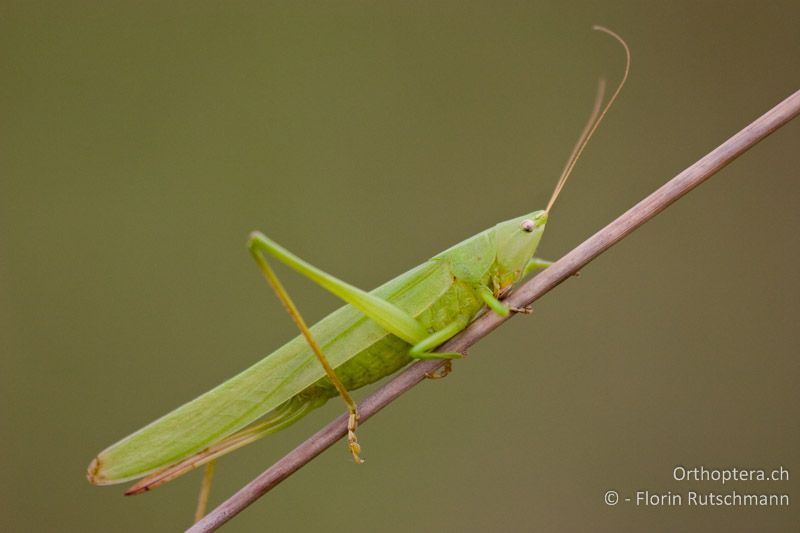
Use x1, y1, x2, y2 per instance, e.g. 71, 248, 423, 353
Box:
494, 211, 548, 285
494, 26, 629, 287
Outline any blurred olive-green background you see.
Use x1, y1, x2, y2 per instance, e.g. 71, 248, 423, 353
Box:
2, 2, 798, 532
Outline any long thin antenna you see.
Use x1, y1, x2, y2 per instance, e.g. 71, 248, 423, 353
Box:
547, 79, 606, 213
545, 25, 631, 214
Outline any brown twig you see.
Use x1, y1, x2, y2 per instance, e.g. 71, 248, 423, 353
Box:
188, 88, 800, 533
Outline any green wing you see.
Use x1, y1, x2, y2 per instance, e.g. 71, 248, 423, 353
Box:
88, 260, 452, 485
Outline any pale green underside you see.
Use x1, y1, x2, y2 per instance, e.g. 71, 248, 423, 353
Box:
92, 259, 456, 484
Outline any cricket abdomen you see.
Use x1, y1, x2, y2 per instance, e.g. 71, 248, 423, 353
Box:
303, 264, 484, 399
305, 334, 413, 400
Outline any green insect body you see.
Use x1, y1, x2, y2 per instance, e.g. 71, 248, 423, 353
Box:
88, 27, 628, 513
87, 211, 548, 486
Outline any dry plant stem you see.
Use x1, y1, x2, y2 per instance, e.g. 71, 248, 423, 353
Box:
188, 88, 800, 533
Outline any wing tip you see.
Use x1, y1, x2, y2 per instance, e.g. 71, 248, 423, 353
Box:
86, 455, 107, 485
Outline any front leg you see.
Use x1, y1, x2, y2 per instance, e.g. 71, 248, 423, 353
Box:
523, 257, 553, 277
477, 285, 510, 317
478, 285, 532, 315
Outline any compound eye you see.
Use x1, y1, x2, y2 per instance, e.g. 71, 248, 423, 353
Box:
520, 219, 535, 232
